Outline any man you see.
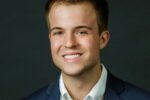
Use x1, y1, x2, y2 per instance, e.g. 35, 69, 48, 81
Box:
23, 0, 150, 100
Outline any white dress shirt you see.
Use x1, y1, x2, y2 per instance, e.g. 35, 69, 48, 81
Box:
59, 64, 107, 100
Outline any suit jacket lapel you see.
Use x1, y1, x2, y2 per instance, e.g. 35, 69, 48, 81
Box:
46, 78, 60, 100
104, 88, 122, 100
104, 72, 125, 100
46, 72, 125, 100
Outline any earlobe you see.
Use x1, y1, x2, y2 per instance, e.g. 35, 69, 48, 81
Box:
99, 30, 110, 50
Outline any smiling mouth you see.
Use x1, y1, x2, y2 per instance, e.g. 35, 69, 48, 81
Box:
62, 53, 82, 62
63, 54, 81, 59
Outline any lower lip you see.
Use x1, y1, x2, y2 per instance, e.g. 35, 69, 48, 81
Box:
63, 56, 81, 63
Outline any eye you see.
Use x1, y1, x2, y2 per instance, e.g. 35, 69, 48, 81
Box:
51, 31, 63, 36
78, 31, 88, 35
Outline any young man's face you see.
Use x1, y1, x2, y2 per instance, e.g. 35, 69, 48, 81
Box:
48, 2, 109, 76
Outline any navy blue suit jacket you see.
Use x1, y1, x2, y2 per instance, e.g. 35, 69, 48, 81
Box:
23, 73, 150, 100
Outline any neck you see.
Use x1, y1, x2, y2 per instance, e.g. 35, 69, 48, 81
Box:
62, 64, 102, 100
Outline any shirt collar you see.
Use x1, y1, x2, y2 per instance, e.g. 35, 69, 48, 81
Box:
84, 64, 107, 100
59, 74, 72, 100
59, 64, 107, 100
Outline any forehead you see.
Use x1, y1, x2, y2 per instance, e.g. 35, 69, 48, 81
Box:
51, 2, 97, 18
52, 3, 94, 15
50, 1, 95, 12
48, 2, 97, 27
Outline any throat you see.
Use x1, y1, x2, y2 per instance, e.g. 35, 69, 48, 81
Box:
62, 65, 102, 99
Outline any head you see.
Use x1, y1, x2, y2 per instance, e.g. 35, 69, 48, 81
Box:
45, 0, 110, 77
45, 0, 109, 33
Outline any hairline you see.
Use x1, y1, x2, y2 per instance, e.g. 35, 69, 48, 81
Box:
45, 1, 108, 34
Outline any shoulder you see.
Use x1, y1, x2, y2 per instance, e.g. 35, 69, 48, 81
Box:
121, 80, 150, 100
22, 85, 49, 100
107, 73, 150, 100
22, 79, 60, 100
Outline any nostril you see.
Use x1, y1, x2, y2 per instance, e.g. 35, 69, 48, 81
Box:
64, 40, 77, 48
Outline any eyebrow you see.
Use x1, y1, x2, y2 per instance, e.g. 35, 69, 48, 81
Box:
50, 25, 92, 32
50, 27, 63, 32
74, 25, 92, 30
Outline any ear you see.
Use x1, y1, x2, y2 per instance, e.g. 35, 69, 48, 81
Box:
48, 33, 51, 40
99, 30, 110, 50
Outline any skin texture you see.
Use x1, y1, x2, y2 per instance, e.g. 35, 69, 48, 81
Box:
48, 2, 110, 100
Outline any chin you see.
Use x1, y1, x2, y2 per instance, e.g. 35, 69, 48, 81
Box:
62, 68, 84, 77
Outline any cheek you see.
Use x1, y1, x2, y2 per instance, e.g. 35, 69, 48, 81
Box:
50, 38, 62, 53
81, 37, 100, 51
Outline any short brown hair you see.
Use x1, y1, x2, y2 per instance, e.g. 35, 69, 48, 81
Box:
45, 0, 109, 32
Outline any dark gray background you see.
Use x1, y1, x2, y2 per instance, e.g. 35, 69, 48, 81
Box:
0, 0, 150, 100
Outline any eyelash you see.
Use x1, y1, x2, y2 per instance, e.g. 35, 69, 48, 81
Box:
52, 31, 63, 35
77, 31, 88, 35
51, 30, 88, 36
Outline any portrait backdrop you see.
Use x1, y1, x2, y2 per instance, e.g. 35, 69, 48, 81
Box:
0, 0, 150, 100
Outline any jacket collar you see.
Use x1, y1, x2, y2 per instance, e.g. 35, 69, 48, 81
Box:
46, 72, 125, 100
46, 78, 60, 100
104, 72, 125, 100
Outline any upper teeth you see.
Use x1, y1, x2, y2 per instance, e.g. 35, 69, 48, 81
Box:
64, 54, 80, 59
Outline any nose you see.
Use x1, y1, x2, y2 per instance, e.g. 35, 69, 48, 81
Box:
64, 33, 77, 48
